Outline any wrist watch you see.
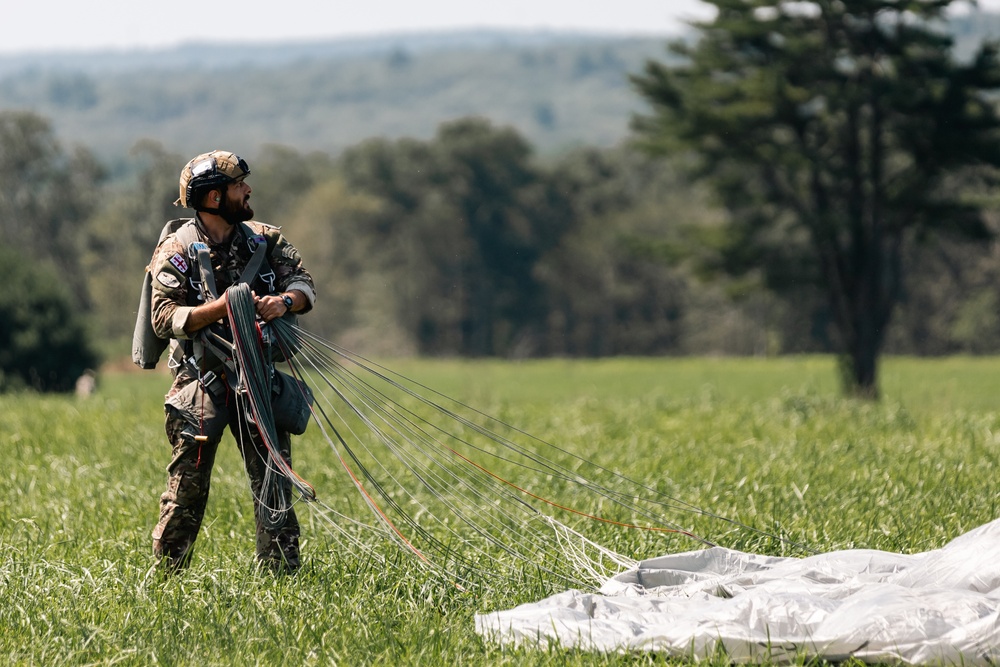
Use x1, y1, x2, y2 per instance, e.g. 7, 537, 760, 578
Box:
281, 294, 294, 311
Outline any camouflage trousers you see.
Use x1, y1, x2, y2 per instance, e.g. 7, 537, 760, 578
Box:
151, 371, 300, 573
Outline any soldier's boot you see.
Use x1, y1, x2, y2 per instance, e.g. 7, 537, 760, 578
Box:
148, 536, 195, 578
257, 528, 300, 574
153, 534, 195, 567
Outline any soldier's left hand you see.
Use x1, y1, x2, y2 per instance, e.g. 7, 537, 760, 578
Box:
254, 294, 288, 322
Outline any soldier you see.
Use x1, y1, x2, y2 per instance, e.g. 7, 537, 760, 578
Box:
147, 150, 316, 573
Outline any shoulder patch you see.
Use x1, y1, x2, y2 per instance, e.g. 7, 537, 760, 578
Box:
156, 271, 181, 289
169, 253, 189, 273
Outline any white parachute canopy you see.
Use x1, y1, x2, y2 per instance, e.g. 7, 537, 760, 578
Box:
476, 518, 1000, 665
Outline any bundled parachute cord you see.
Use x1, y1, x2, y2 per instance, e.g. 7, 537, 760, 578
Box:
225, 285, 315, 535
249, 313, 814, 590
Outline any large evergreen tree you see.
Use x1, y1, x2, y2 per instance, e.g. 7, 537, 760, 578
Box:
632, 0, 1000, 397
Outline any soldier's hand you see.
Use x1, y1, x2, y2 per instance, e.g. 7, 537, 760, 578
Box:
255, 294, 287, 322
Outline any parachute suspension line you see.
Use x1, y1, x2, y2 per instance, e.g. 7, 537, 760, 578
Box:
247, 314, 816, 590
281, 319, 816, 584
221, 284, 482, 586
257, 305, 459, 572
267, 321, 601, 588
277, 329, 523, 582
292, 327, 722, 524
279, 321, 815, 556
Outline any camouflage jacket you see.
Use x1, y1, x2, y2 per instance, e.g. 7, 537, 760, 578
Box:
149, 217, 316, 343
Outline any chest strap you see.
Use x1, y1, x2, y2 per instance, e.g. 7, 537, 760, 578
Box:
171, 228, 272, 378
189, 242, 218, 301
239, 236, 270, 288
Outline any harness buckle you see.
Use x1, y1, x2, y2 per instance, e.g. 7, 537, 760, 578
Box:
188, 241, 209, 260
247, 234, 266, 252
259, 269, 276, 293
188, 276, 204, 301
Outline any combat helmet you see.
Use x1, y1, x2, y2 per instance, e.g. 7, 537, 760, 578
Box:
174, 150, 250, 209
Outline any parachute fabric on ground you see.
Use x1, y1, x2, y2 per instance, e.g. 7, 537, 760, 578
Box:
475, 518, 1000, 665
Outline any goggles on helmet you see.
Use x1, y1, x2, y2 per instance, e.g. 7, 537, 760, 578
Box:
191, 155, 250, 179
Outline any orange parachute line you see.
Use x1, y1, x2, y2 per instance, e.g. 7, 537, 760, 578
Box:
321, 412, 431, 566
271, 320, 700, 563
437, 439, 703, 542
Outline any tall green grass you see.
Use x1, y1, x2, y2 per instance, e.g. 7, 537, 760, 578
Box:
2, 356, 999, 665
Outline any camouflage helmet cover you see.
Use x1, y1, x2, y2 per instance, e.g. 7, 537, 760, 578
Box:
174, 150, 250, 208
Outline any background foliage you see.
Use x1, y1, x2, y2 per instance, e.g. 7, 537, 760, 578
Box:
3, 17, 1000, 389
0, 33, 672, 160
0, 245, 99, 392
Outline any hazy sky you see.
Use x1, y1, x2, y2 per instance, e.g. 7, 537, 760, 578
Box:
3, 1, 719, 54
5, 1, 997, 56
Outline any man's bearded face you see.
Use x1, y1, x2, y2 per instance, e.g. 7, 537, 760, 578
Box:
219, 182, 254, 225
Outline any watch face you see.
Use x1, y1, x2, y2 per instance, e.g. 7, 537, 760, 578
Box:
282, 295, 294, 309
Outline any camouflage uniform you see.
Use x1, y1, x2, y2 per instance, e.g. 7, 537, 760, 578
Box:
148, 216, 316, 572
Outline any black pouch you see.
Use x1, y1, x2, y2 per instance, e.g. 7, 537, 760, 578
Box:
271, 371, 313, 435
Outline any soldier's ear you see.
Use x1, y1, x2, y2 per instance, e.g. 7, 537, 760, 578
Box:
199, 188, 222, 208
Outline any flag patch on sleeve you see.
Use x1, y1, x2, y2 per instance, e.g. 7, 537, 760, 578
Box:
169, 253, 189, 273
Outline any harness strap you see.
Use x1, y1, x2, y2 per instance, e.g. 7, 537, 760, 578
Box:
170, 221, 275, 378
190, 242, 219, 301
239, 235, 269, 287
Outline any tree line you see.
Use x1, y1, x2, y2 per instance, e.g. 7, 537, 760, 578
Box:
0, 108, 995, 391
4, 1, 1000, 397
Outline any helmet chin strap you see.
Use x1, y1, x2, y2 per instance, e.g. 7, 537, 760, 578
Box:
193, 195, 235, 223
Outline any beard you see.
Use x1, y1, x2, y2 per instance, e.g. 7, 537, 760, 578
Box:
219, 191, 254, 225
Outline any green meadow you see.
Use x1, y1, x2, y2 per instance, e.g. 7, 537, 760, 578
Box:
2, 356, 999, 665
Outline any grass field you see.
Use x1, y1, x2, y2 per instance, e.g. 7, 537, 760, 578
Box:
2, 355, 999, 665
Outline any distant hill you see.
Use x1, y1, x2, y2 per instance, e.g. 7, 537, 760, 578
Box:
0, 18, 997, 163
0, 30, 661, 75
0, 31, 678, 161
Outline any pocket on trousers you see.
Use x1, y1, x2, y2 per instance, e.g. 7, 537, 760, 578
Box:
165, 378, 224, 433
